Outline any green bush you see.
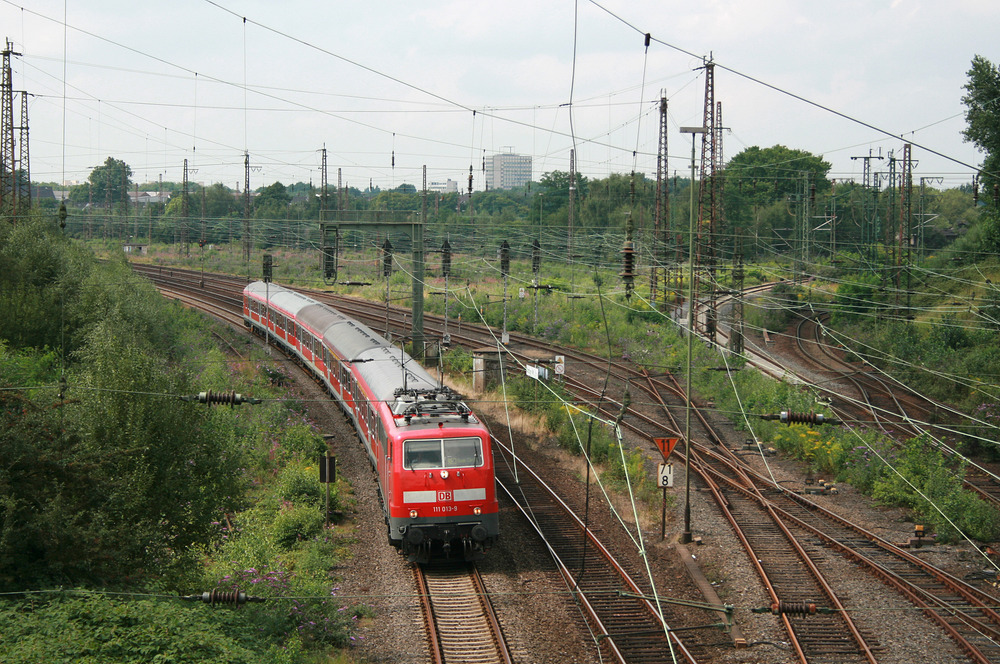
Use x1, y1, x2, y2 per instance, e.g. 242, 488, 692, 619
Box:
275, 462, 323, 506
848, 436, 1000, 543
0, 592, 305, 664
272, 504, 325, 548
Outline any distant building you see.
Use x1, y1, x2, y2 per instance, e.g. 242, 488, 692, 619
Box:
128, 191, 171, 206
428, 179, 459, 193
485, 149, 531, 190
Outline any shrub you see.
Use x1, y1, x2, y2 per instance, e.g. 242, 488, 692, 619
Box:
0, 592, 305, 664
272, 504, 325, 548
275, 462, 323, 507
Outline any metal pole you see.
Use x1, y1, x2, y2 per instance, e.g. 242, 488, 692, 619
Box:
680, 126, 705, 545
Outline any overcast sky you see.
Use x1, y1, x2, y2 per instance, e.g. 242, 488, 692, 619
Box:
3, 0, 997, 193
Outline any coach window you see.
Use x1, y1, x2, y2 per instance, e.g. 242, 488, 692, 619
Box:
403, 439, 442, 470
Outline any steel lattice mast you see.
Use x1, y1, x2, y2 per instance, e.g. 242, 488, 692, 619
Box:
0, 39, 19, 220
695, 60, 719, 342
650, 93, 669, 308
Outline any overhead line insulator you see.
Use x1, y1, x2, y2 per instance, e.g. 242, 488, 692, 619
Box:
182, 390, 262, 407
751, 601, 834, 616
620, 240, 636, 299
182, 588, 266, 608
759, 411, 841, 425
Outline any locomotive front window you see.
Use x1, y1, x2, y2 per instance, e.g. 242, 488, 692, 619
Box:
403, 437, 483, 470
404, 439, 442, 469
444, 437, 482, 467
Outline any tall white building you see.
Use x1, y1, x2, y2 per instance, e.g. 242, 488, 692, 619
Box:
485, 148, 532, 190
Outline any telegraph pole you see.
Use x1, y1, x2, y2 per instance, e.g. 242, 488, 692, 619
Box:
321, 146, 328, 213
899, 144, 914, 312
15, 89, 28, 214
182, 158, 190, 255
730, 239, 745, 356
850, 149, 883, 272
568, 148, 576, 270
243, 151, 251, 264
414, 165, 425, 355
651, 93, 669, 309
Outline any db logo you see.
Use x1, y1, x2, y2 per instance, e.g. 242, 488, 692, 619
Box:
437, 491, 453, 502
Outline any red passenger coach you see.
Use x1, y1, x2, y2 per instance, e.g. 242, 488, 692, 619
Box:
243, 281, 498, 562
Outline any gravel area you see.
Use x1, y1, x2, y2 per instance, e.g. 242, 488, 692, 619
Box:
283, 356, 606, 663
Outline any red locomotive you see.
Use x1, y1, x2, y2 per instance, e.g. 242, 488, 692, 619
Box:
243, 281, 498, 562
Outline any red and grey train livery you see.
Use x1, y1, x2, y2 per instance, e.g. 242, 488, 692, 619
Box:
242, 281, 498, 562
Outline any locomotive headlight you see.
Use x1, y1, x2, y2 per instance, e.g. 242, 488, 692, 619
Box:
440, 470, 449, 479
473, 507, 482, 515
409, 509, 418, 518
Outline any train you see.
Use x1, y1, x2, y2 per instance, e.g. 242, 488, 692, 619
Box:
242, 281, 498, 562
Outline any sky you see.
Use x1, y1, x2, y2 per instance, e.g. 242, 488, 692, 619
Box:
2, 0, 998, 194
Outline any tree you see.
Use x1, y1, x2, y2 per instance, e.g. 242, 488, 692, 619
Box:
202, 182, 240, 219
537, 170, 589, 210
962, 55, 1000, 192
723, 146, 831, 217
0, 246, 246, 588
85, 157, 133, 207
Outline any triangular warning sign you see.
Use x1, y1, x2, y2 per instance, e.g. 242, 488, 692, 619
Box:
655, 437, 679, 459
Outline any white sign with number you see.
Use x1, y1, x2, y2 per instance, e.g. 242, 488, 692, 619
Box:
657, 462, 674, 488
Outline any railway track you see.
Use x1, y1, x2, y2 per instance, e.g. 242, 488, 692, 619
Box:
558, 330, 1000, 663
698, 443, 1000, 664
563, 372, 885, 661
793, 314, 936, 435
134, 264, 713, 662
492, 437, 704, 664
135, 263, 1000, 662
789, 313, 1000, 512
415, 562, 512, 664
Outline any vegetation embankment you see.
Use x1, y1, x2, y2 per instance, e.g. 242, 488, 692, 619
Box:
728, 272, 1000, 542
0, 219, 367, 663
121, 234, 1000, 544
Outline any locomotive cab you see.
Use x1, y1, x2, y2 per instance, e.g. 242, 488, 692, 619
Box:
387, 389, 498, 563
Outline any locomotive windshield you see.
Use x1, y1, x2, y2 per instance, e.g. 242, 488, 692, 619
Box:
403, 437, 483, 470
